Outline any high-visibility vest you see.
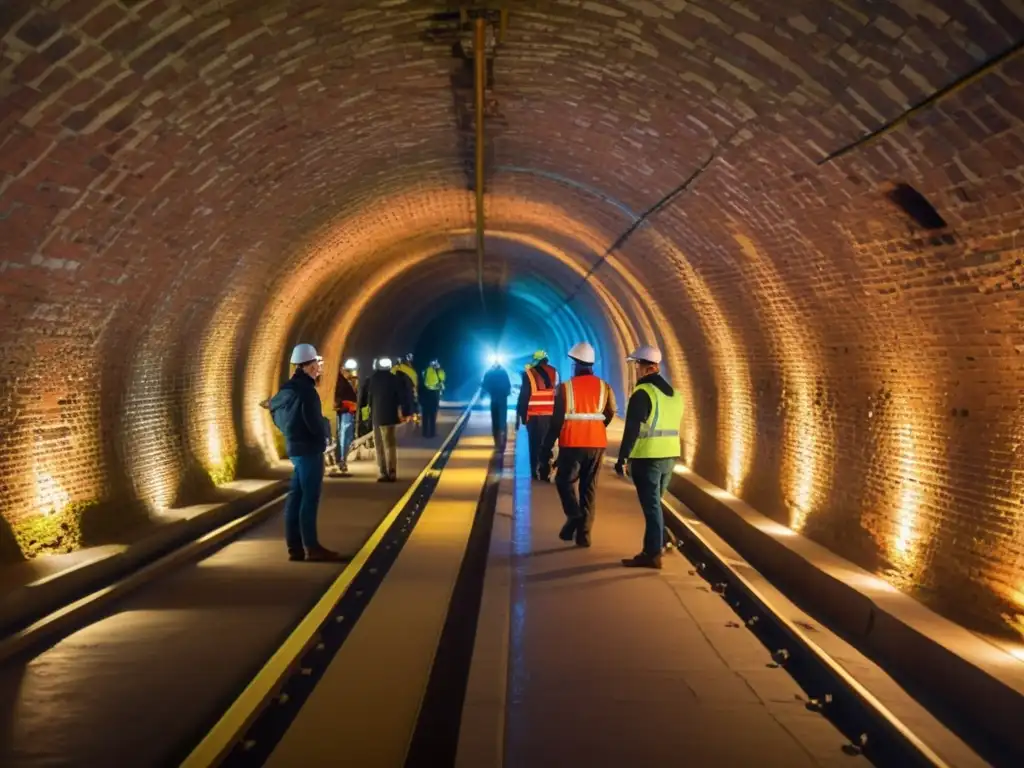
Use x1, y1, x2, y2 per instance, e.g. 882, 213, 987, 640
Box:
394, 363, 418, 396
424, 367, 445, 391
525, 363, 557, 417
629, 383, 683, 459
558, 375, 610, 449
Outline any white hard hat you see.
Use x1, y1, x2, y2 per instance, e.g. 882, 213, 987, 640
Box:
627, 345, 663, 365
343, 358, 358, 371
290, 343, 321, 365
378, 356, 393, 369
568, 342, 596, 365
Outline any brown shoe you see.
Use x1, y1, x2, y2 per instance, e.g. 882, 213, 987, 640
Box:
621, 553, 662, 569
306, 546, 346, 562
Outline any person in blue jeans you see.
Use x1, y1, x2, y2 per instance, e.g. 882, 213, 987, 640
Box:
615, 345, 684, 570
330, 358, 360, 476
269, 343, 344, 563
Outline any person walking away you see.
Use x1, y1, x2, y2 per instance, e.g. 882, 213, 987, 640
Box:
516, 349, 558, 481
421, 359, 446, 438
331, 357, 360, 476
268, 344, 344, 562
394, 353, 419, 425
615, 345, 683, 570
358, 356, 413, 482
481, 358, 512, 450
543, 342, 616, 547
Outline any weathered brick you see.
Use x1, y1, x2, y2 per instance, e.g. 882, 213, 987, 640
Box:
0, 0, 1023, 650
13, 11, 61, 47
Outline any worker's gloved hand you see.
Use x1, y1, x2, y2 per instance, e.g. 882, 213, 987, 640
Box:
614, 460, 626, 477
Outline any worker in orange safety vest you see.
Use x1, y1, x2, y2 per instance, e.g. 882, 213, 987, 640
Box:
543, 342, 617, 547
516, 349, 559, 481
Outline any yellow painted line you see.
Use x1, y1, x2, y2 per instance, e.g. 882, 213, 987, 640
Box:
263, 416, 493, 768
181, 405, 476, 768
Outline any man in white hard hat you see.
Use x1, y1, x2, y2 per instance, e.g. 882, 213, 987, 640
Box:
615, 345, 683, 569
358, 356, 414, 482
267, 343, 344, 562
331, 358, 360, 476
543, 342, 617, 547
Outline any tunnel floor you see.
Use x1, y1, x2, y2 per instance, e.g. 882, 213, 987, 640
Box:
0, 416, 454, 768
0, 408, 988, 767
499, 431, 865, 768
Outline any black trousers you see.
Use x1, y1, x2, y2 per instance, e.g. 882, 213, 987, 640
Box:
526, 416, 552, 477
556, 447, 604, 540
421, 389, 440, 437
490, 398, 508, 450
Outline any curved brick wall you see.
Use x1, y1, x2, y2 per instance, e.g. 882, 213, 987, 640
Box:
1, 1, 1023, 639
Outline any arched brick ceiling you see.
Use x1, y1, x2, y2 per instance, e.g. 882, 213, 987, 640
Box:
1, 1, 1023, 640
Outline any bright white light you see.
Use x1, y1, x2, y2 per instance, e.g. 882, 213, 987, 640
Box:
487, 351, 506, 366
344, 358, 358, 370
378, 357, 393, 369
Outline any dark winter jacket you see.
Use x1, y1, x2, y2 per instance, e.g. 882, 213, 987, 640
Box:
359, 369, 413, 427
617, 372, 674, 462
481, 366, 512, 402
334, 373, 359, 413
268, 369, 330, 457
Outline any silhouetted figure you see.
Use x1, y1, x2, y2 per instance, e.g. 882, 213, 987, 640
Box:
481, 362, 512, 451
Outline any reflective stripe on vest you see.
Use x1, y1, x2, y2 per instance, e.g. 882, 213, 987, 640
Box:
526, 364, 556, 417
629, 382, 683, 460
559, 375, 609, 448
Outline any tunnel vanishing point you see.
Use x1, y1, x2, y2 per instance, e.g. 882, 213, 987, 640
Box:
0, 1, 1023, 643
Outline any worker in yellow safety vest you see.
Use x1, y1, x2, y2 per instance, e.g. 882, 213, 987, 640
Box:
615, 345, 683, 570
543, 342, 616, 548
420, 359, 446, 438
393, 353, 419, 425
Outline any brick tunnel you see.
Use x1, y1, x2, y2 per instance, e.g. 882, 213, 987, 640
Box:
2, 0, 1024, 669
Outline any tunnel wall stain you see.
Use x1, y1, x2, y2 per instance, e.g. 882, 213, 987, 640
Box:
0, 1, 1023, 642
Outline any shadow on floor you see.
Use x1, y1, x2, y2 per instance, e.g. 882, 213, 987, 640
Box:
524, 562, 628, 583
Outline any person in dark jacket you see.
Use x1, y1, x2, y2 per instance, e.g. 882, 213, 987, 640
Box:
268, 343, 343, 563
358, 356, 413, 482
480, 358, 512, 451
332, 358, 360, 476
615, 345, 684, 570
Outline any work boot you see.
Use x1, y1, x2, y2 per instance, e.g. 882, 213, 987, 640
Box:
558, 520, 577, 542
288, 548, 305, 562
574, 533, 591, 548
621, 552, 662, 570
340, 461, 349, 474
306, 546, 345, 563
388, 471, 397, 483
377, 475, 389, 483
